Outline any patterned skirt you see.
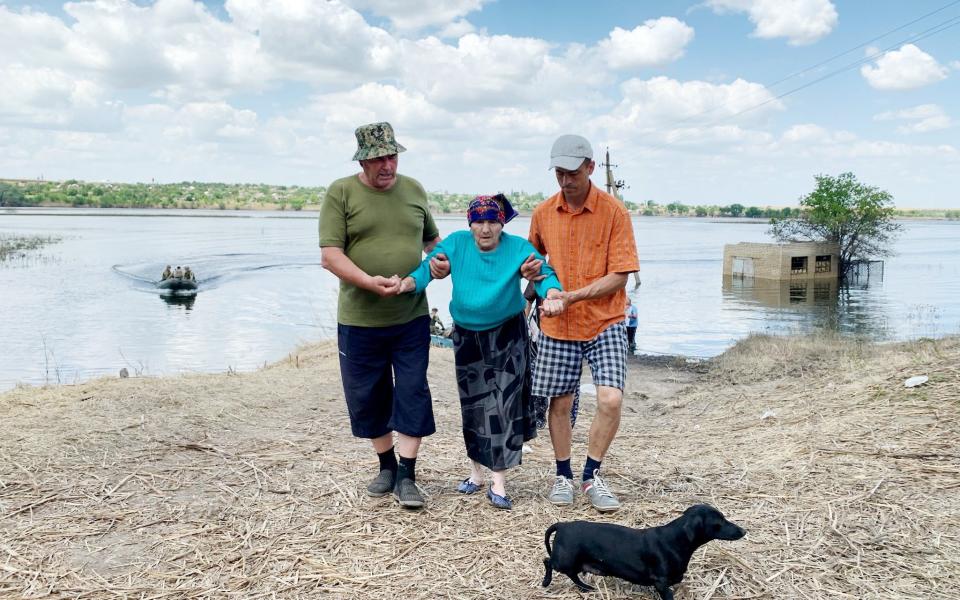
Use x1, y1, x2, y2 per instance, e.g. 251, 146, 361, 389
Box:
452, 313, 537, 471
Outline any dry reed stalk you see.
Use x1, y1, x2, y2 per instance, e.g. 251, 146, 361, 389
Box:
0, 335, 957, 598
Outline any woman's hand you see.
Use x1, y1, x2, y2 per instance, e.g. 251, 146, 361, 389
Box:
398, 276, 417, 294
539, 289, 567, 317
520, 253, 546, 282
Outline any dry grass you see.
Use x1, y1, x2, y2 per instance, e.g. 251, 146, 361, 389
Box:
0, 234, 61, 263
1, 334, 958, 599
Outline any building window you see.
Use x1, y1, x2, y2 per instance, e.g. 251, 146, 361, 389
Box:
791, 256, 808, 274
816, 255, 832, 273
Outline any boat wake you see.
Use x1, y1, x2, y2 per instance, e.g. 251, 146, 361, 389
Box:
112, 253, 318, 294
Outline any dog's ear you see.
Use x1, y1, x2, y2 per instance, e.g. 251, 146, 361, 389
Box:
683, 511, 702, 542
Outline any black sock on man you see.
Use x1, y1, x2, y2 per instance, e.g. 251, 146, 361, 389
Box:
378, 446, 398, 474
556, 458, 574, 480
583, 456, 602, 483
397, 455, 417, 483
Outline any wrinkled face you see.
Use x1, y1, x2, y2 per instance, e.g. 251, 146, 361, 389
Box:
554, 159, 595, 202
360, 154, 398, 190
470, 219, 503, 252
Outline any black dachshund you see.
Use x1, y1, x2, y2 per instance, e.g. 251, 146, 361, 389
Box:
542, 504, 745, 599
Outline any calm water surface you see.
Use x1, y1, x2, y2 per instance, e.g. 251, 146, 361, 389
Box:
1, 208, 957, 390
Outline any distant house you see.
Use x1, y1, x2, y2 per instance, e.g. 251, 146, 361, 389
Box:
722, 242, 840, 280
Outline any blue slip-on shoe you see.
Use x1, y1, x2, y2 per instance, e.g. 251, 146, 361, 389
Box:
457, 478, 483, 494
487, 488, 512, 510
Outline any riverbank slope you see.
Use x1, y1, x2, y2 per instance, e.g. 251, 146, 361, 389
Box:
1, 333, 957, 598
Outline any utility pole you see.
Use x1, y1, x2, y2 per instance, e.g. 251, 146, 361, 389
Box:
601, 147, 627, 200
601, 147, 640, 288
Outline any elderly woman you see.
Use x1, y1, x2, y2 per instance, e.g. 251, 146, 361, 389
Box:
399, 194, 564, 509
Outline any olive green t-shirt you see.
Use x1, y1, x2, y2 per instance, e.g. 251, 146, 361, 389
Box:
319, 174, 439, 327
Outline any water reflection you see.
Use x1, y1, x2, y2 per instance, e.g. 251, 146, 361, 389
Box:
724, 276, 838, 308
159, 293, 196, 310
722, 275, 891, 339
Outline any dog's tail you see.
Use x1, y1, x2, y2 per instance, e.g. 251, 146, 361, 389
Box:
542, 524, 558, 588
544, 523, 558, 556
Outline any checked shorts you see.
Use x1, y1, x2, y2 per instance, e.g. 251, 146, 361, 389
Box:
531, 321, 628, 398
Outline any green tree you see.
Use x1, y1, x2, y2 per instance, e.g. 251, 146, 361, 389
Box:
769, 172, 901, 280
0, 183, 25, 206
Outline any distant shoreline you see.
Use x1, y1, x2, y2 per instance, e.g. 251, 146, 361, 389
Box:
3, 205, 958, 222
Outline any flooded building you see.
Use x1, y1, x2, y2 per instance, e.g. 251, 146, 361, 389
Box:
722, 242, 840, 280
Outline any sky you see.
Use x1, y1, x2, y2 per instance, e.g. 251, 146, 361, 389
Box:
1, 0, 958, 208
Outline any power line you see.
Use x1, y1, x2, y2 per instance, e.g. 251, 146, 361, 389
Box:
637, 9, 960, 150
764, 0, 960, 88
634, 2, 960, 144
724, 14, 960, 123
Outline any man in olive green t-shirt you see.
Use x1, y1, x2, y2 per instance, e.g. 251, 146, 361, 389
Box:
319, 122, 440, 509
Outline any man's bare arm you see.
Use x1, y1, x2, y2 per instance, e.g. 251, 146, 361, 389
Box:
321, 246, 400, 296
564, 272, 630, 305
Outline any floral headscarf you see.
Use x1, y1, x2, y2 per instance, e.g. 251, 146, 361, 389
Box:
467, 193, 518, 225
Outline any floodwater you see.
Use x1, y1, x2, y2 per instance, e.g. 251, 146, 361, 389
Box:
1, 208, 957, 390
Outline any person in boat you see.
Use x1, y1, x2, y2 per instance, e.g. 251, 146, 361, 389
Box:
429, 308, 444, 336
161, 265, 172, 280
183, 266, 195, 281
397, 194, 565, 510
174, 266, 184, 278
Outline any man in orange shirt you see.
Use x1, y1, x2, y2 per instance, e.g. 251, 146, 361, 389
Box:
528, 134, 639, 512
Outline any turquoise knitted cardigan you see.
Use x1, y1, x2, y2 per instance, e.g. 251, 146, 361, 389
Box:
407, 230, 562, 331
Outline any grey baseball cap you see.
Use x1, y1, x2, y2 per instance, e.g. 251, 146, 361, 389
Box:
549, 134, 593, 171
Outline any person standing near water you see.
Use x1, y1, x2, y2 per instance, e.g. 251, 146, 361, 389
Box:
528, 134, 640, 513
625, 297, 638, 353
319, 122, 441, 510
399, 194, 565, 509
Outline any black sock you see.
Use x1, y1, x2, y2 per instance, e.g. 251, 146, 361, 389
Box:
397, 455, 417, 483
377, 447, 398, 474
555, 458, 573, 480
583, 456, 602, 483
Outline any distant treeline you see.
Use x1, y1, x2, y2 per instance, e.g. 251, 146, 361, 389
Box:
2, 179, 956, 220
0, 179, 323, 211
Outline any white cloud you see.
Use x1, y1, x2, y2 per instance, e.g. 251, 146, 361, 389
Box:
0, 64, 122, 131
875, 104, 952, 134
400, 34, 566, 108
597, 17, 695, 70
781, 123, 850, 144
225, 0, 398, 87
588, 76, 783, 156
70, 0, 268, 97
602, 76, 782, 128
436, 19, 477, 39
342, 0, 489, 32
707, 0, 837, 45
861, 44, 948, 90
777, 123, 956, 161
124, 101, 259, 143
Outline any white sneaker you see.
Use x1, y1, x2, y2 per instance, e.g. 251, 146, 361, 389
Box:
581, 470, 620, 512
548, 475, 575, 506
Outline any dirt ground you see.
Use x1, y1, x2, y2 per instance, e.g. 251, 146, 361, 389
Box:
0, 334, 957, 599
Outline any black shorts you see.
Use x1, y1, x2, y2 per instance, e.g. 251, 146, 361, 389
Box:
337, 315, 435, 439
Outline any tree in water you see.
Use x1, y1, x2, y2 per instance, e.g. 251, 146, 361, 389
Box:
769, 172, 901, 280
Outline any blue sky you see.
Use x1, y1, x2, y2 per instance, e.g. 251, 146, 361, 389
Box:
1, 0, 958, 207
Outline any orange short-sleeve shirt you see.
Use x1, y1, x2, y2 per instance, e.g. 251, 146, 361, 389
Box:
529, 184, 639, 341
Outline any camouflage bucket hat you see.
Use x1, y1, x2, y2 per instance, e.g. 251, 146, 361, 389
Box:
352, 121, 407, 161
